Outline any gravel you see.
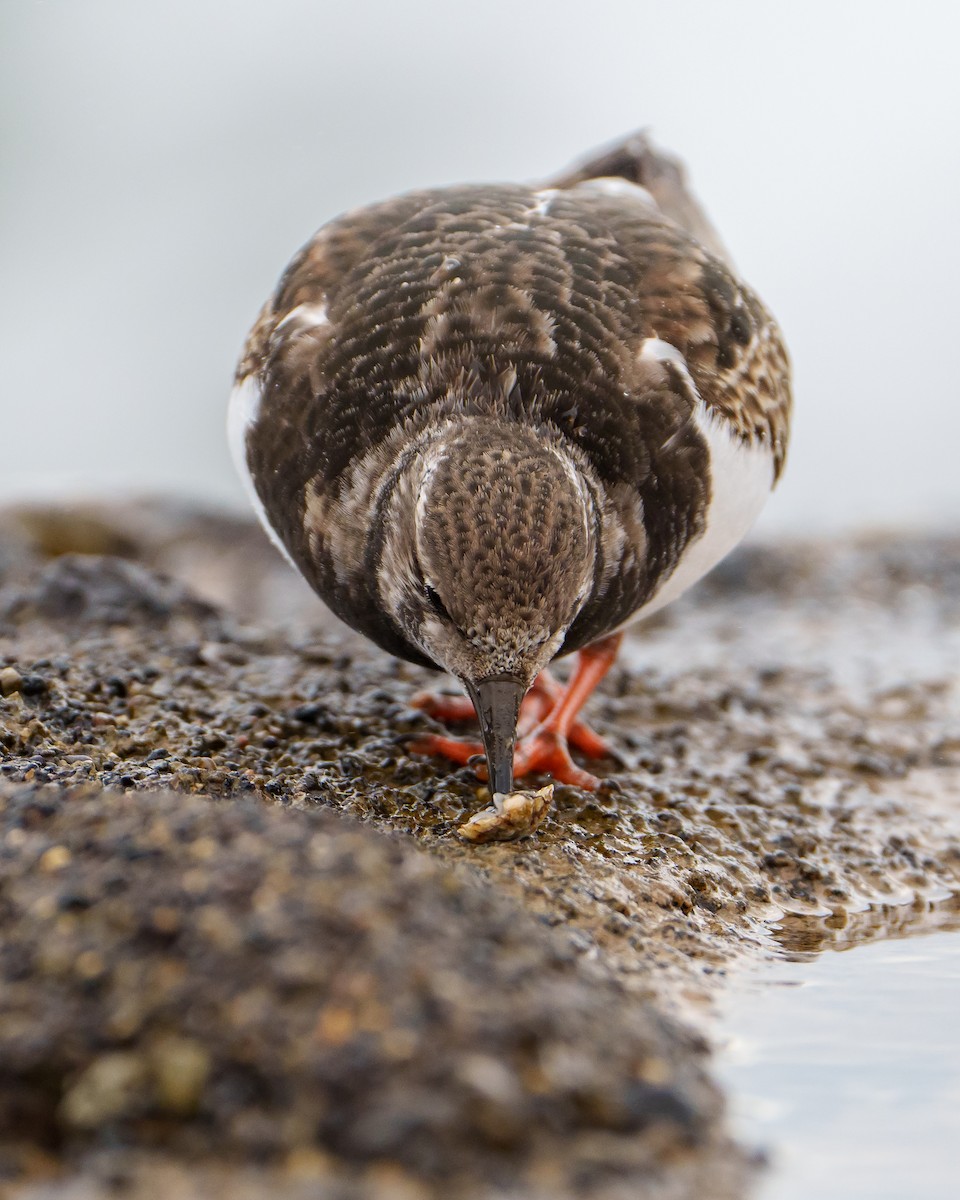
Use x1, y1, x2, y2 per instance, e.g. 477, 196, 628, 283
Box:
1, 500, 959, 1197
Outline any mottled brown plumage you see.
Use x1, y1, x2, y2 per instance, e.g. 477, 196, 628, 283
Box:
230, 132, 792, 804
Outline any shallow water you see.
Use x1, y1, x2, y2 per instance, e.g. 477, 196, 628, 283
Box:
715, 922, 960, 1200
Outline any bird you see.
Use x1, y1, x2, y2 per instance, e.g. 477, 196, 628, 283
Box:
229, 131, 791, 831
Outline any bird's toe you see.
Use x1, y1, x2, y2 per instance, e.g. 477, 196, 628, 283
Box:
409, 691, 478, 723
512, 730, 601, 791
407, 732, 485, 768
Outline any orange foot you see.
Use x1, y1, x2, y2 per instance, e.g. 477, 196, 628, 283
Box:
409, 632, 623, 791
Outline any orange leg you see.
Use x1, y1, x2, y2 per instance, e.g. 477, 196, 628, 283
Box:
524, 670, 612, 757
412, 668, 611, 753
409, 632, 623, 790
410, 691, 478, 723
412, 676, 551, 732
510, 632, 622, 789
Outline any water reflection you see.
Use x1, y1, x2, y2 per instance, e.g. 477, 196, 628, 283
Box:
716, 920, 960, 1200
773, 895, 960, 958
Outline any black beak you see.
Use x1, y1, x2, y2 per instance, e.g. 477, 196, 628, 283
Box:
467, 676, 525, 796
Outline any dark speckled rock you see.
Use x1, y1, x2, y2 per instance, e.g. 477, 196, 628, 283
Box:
0, 553, 221, 632
0, 783, 741, 1200
2, 501, 960, 1197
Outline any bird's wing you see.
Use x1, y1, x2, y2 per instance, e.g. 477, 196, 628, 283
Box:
548, 129, 732, 265
532, 180, 787, 480
547, 135, 792, 480
236, 188, 439, 387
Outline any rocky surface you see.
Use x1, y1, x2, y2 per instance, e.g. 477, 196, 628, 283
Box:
1, 501, 959, 1198
0, 784, 736, 1200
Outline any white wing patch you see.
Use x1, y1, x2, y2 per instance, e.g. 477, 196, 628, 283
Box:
227, 373, 297, 568
628, 338, 775, 623
274, 301, 330, 334
638, 335, 694, 380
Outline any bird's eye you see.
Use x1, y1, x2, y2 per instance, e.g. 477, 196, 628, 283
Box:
424, 583, 449, 620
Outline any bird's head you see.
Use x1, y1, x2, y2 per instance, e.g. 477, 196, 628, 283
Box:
379, 422, 596, 794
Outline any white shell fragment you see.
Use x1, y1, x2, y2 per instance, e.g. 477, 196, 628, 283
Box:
458, 784, 554, 843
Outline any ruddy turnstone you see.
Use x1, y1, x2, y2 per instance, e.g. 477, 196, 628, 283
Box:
230, 132, 791, 837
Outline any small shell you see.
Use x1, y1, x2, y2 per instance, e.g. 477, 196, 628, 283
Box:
458, 784, 554, 844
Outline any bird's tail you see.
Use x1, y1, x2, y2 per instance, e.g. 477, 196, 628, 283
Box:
547, 129, 731, 264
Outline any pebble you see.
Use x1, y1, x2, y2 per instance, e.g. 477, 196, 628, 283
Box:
149, 1035, 211, 1114
20, 674, 49, 697
60, 1052, 149, 1128
74, 949, 107, 980
0, 666, 22, 696
39, 845, 71, 872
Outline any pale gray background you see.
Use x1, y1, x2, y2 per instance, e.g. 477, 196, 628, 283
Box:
3, 1, 958, 533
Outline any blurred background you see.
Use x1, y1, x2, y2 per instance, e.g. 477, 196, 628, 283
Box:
2, 0, 958, 534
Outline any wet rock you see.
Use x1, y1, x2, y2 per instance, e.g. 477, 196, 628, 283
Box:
0, 500, 323, 629
60, 1053, 150, 1130
0, 783, 737, 1199
148, 1035, 211, 1116
0, 554, 221, 633
2, 501, 960, 1196
0, 667, 23, 696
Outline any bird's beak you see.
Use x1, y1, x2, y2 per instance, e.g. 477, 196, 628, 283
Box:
467, 676, 525, 796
